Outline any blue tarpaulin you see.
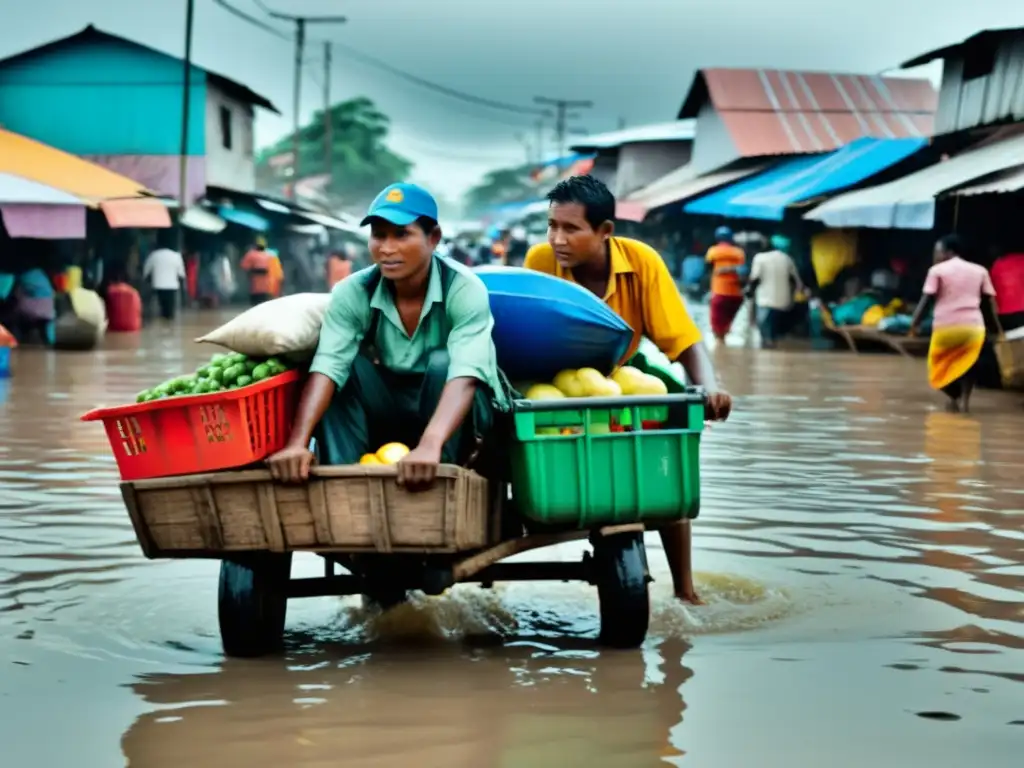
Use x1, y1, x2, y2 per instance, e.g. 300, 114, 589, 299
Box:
218, 206, 270, 232
474, 266, 633, 382
684, 137, 928, 221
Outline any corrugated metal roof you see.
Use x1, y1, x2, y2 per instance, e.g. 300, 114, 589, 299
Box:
902, 27, 1024, 68
570, 121, 696, 152
616, 164, 766, 222
805, 132, 1024, 229
950, 165, 1024, 196
678, 68, 936, 156
684, 137, 927, 220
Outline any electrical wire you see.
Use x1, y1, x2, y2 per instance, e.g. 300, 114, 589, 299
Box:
213, 0, 549, 120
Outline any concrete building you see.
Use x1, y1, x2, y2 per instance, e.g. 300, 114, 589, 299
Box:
0, 25, 279, 202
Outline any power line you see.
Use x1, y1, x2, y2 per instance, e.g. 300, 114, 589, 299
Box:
534, 96, 594, 158
213, 0, 549, 123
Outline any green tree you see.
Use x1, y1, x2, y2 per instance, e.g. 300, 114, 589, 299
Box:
463, 165, 539, 215
257, 96, 411, 210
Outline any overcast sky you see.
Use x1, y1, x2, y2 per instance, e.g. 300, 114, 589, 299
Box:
2, 0, 1023, 199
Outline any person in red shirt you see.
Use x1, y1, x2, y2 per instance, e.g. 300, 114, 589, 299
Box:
704, 226, 747, 342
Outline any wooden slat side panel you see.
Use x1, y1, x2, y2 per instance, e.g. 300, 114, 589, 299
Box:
256, 483, 286, 552
124, 468, 491, 555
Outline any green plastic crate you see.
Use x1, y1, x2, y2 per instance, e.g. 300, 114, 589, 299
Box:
509, 393, 705, 528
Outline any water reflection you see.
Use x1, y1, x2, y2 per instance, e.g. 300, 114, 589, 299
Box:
0, 312, 1021, 767
122, 639, 693, 768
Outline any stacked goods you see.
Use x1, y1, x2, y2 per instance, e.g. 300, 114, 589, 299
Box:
474, 267, 633, 382
520, 365, 671, 436
135, 353, 293, 402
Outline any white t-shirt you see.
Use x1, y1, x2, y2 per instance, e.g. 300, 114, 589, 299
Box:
750, 249, 800, 310
143, 248, 186, 291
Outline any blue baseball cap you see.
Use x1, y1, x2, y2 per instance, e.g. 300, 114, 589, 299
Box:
361, 182, 439, 227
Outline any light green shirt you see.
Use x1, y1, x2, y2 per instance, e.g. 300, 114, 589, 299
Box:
309, 255, 508, 408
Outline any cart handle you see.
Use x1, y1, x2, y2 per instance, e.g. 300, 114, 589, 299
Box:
512, 389, 707, 413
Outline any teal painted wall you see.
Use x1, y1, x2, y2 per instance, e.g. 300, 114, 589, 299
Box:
0, 37, 206, 155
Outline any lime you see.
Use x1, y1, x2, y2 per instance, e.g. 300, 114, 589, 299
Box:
245, 359, 258, 374
210, 353, 228, 365
207, 367, 224, 385
222, 364, 244, 384
229, 352, 247, 365
265, 357, 284, 370
251, 363, 271, 381
196, 365, 211, 379
235, 374, 253, 388
136, 390, 151, 403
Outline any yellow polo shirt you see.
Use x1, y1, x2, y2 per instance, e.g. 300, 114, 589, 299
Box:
524, 237, 702, 361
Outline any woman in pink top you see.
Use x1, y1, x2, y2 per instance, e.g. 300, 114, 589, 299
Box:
910, 235, 1001, 413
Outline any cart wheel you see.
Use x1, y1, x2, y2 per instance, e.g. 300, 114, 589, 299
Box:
218, 554, 292, 658
594, 532, 650, 649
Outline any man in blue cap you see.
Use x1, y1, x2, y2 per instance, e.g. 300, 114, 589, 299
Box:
267, 182, 508, 489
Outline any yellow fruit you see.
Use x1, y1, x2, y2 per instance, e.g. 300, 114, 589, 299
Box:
634, 373, 668, 395
611, 365, 647, 395
375, 442, 410, 464
359, 453, 382, 465
552, 369, 585, 397
525, 383, 565, 400
589, 422, 611, 434
593, 378, 622, 397
576, 368, 608, 396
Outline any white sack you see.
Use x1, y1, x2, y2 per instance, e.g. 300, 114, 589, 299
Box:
196, 292, 331, 357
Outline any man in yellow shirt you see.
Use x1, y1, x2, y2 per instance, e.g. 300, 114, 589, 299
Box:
525, 175, 732, 604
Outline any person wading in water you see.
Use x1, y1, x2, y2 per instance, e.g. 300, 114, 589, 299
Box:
525, 175, 732, 605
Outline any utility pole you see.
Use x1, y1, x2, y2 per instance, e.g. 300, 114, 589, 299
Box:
323, 41, 333, 186
534, 118, 546, 165
534, 96, 593, 158
177, 0, 195, 252
267, 10, 347, 199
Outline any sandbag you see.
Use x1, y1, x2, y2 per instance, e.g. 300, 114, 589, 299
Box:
197, 292, 331, 357
475, 267, 633, 381
69, 288, 108, 335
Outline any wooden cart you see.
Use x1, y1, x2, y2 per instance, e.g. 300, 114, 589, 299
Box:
122, 465, 659, 657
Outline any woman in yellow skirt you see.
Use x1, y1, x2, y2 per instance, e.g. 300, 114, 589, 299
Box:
910, 235, 1001, 413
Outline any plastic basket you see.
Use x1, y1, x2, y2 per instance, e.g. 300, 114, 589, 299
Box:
509, 392, 705, 528
81, 370, 302, 481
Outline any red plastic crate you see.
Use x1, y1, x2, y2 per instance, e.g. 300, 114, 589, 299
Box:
81, 370, 303, 480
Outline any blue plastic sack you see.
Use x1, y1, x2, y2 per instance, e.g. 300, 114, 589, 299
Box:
474, 266, 633, 381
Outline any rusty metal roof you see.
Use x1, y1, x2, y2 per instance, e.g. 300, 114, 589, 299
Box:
679, 68, 937, 156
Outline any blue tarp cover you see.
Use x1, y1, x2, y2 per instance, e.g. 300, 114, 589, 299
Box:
218, 206, 270, 232
684, 137, 928, 220
474, 266, 633, 382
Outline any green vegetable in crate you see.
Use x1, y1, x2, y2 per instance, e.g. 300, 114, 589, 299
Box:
251, 363, 271, 381
221, 363, 245, 385
235, 374, 253, 388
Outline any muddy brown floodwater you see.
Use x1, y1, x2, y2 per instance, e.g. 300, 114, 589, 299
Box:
0, 309, 1022, 767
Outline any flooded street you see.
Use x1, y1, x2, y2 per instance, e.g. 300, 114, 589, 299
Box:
1, 310, 1022, 767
